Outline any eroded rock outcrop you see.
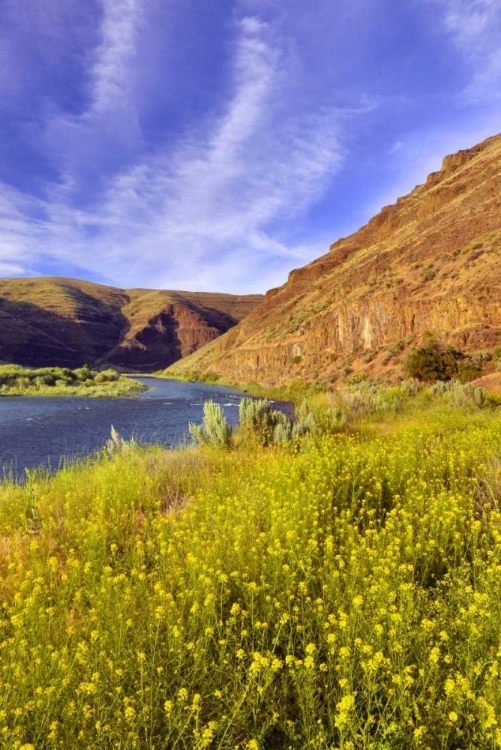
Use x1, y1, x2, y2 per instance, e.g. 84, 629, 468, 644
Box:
168, 133, 501, 384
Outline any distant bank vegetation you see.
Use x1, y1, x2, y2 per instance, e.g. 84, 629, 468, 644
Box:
0, 364, 146, 397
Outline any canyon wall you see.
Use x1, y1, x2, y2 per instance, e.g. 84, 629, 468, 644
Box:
169, 133, 501, 384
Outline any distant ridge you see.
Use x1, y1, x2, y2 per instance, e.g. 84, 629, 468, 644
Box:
0, 277, 263, 370
168, 133, 501, 385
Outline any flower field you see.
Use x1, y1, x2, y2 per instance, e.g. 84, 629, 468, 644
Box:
2, 404, 501, 748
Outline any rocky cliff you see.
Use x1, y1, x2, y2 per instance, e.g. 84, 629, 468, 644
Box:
0, 278, 262, 370
168, 133, 501, 384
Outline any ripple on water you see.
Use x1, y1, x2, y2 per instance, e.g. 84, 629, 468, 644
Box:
0, 377, 292, 479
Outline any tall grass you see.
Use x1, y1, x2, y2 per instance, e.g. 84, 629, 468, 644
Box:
1, 399, 501, 747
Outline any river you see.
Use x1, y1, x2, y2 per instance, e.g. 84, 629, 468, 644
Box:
0, 377, 289, 479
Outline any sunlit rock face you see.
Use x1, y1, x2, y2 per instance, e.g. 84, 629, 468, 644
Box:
168, 133, 501, 384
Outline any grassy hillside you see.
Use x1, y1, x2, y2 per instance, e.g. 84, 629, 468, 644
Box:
0, 277, 263, 371
2, 387, 501, 747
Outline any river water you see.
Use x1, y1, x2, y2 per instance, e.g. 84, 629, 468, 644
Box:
0, 378, 289, 479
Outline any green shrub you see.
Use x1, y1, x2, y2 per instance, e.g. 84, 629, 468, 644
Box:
104, 426, 138, 456
73, 364, 93, 381
458, 362, 482, 383
97, 369, 120, 383
361, 350, 376, 364
0, 364, 25, 385
189, 401, 233, 449
346, 372, 367, 385
487, 391, 501, 407
405, 340, 463, 382
291, 401, 318, 440
471, 350, 492, 365
400, 379, 421, 397
201, 372, 220, 383
239, 398, 291, 447
0, 365, 144, 397
273, 420, 293, 445
430, 380, 487, 408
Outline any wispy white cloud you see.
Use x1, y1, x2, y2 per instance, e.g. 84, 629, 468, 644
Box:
0, 186, 44, 276
82, 14, 352, 288
0, 8, 372, 292
437, 0, 501, 103
91, 0, 140, 113
3, 0, 501, 299
41, 0, 143, 174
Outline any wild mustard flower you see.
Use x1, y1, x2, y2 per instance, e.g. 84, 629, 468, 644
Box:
3, 403, 501, 746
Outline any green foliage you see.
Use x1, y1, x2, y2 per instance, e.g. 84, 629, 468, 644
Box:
237, 398, 347, 448
94, 369, 119, 384
405, 342, 489, 384
73, 364, 94, 381
291, 400, 318, 439
346, 372, 367, 385
271, 420, 292, 445
188, 397, 348, 453
0, 365, 145, 397
338, 380, 423, 417
189, 401, 234, 449
457, 361, 482, 382
239, 398, 291, 447
104, 426, 138, 456
487, 390, 501, 407
200, 371, 220, 384
361, 350, 376, 363
430, 380, 487, 408
405, 340, 463, 382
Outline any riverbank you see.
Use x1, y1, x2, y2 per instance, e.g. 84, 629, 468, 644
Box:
0, 376, 260, 478
0, 364, 146, 397
1, 383, 501, 747
158, 368, 327, 404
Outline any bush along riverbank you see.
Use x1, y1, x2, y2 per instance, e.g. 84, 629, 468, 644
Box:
3, 381, 501, 747
0, 364, 146, 397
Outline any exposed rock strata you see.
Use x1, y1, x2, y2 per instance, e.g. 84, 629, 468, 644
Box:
168, 133, 501, 384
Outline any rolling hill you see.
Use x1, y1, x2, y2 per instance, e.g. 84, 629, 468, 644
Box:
0, 277, 263, 370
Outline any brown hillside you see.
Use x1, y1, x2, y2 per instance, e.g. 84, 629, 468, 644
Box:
0, 278, 262, 370
168, 133, 501, 385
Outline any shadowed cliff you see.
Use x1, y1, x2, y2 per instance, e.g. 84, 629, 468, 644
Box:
0, 278, 263, 371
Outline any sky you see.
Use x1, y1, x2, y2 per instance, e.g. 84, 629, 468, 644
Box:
0, 0, 500, 294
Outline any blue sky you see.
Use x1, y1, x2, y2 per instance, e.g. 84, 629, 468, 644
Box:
0, 0, 500, 293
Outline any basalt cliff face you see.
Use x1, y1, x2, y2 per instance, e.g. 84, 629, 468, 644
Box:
0, 278, 262, 370
168, 133, 501, 385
